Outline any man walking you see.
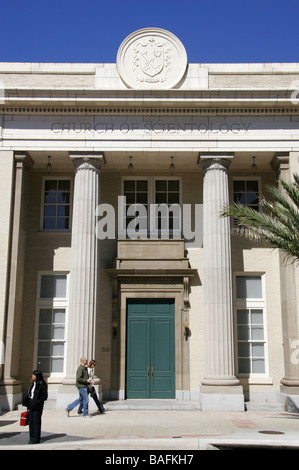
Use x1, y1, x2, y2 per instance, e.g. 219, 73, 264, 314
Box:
66, 357, 92, 418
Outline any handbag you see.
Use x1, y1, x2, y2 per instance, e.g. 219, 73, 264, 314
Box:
20, 410, 29, 426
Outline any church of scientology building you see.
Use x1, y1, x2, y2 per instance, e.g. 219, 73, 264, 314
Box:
0, 28, 299, 412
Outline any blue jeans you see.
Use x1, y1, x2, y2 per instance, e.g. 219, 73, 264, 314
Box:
67, 387, 89, 416
78, 386, 105, 414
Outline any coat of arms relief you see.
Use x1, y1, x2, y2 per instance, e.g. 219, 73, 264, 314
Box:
132, 37, 172, 83
117, 28, 187, 90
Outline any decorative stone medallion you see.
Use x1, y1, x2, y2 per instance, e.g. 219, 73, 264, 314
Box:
116, 28, 187, 90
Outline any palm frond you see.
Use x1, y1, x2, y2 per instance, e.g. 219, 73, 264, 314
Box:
221, 173, 299, 264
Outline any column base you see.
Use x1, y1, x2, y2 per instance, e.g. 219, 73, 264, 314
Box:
200, 384, 244, 412
0, 379, 23, 411
280, 380, 299, 412
280, 378, 299, 388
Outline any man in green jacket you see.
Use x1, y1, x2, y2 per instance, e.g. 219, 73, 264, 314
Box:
66, 357, 92, 417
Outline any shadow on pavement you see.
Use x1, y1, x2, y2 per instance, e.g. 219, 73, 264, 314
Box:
0, 432, 21, 440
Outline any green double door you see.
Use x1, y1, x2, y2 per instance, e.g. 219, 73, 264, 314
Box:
126, 299, 175, 399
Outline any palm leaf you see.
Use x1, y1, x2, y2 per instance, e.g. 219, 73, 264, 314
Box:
221, 173, 299, 264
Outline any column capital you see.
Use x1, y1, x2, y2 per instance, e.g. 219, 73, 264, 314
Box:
14, 151, 34, 171
270, 152, 289, 177
199, 154, 234, 173
69, 152, 106, 173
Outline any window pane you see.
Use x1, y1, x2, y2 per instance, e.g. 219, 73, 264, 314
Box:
238, 342, 250, 357
52, 342, 64, 356
239, 358, 250, 374
247, 193, 259, 206
234, 192, 246, 205
57, 191, 70, 204
39, 309, 52, 324
37, 357, 50, 374
238, 325, 250, 340
251, 326, 264, 340
156, 193, 167, 203
234, 181, 245, 192
252, 343, 264, 357
51, 358, 64, 373
38, 341, 51, 356
44, 205, 57, 217
168, 180, 180, 191
124, 180, 135, 191
38, 325, 51, 340
156, 180, 167, 191
57, 218, 69, 230
236, 276, 262, 298
247, 181, 259, 192
58, 180, 70, 191
53, 309, 65, 324
40, 275, 66, 298
43, 218, 56, 230
57, 205, 69, 217
252, 359, 265, 373
251, 310, 263, 325
45, 180, 57, 191
136, 180, 148, 191
136, 193, 148, 204
168, 193, 180, 204
44, 191, 57, 204
53, 326, 65, 340
237, 309, 249, 324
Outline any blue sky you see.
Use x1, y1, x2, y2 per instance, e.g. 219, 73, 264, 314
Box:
1, 0, 299, 64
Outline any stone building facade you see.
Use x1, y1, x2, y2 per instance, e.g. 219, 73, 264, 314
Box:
0, 28, 298, 411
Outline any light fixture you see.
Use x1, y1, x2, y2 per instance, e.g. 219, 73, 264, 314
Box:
251, 156, 257, 175
169, 156, 175, 175
46, 155, 52, 175
112, 318, 119, 338
128, 156, 134, 175
183, 317, 191, 341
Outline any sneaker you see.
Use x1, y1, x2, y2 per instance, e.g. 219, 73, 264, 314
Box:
65, 408, 70, 417
83, 414, 92, 418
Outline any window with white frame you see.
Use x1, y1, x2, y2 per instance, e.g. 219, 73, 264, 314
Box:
235, 275, 267, 376
154, 179, 181, 234
36, 274, 68, 376
123, 179, 149, 234
121, 177, 181, 238
42, 178, 72, 231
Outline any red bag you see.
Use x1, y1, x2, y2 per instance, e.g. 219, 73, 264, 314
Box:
20, 411, 29, 426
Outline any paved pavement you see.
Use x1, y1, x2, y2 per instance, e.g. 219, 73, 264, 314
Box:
1, 401, 299, 451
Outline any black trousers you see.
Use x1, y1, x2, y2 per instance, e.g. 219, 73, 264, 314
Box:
29, 408, 43, 443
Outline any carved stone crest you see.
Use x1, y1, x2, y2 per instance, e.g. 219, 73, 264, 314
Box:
133, 37, 171, 84
117, 28, 187, 90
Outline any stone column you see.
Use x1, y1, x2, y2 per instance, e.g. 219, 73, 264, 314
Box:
272, 153, 299, 410
64, 153, 105, 383
0, 153, 33, 410
199, 155, 243, 411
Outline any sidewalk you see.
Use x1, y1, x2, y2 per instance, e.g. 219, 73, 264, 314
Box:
1, 401, 299, 450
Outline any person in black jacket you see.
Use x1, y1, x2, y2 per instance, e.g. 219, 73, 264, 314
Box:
23, 370, 48, 444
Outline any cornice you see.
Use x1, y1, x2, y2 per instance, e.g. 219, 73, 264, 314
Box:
0, 86, 297, 106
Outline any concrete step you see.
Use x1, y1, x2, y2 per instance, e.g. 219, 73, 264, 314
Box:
245, 401, 286, 411
103, 400, 202, 411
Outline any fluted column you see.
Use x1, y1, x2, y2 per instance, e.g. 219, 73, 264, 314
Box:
64, 153, 105, 382
200, 155, 240, 388
272, 153, 299, 403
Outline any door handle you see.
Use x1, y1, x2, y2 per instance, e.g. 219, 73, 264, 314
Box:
151, 365, 154, 378
147, 365, 149, 379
